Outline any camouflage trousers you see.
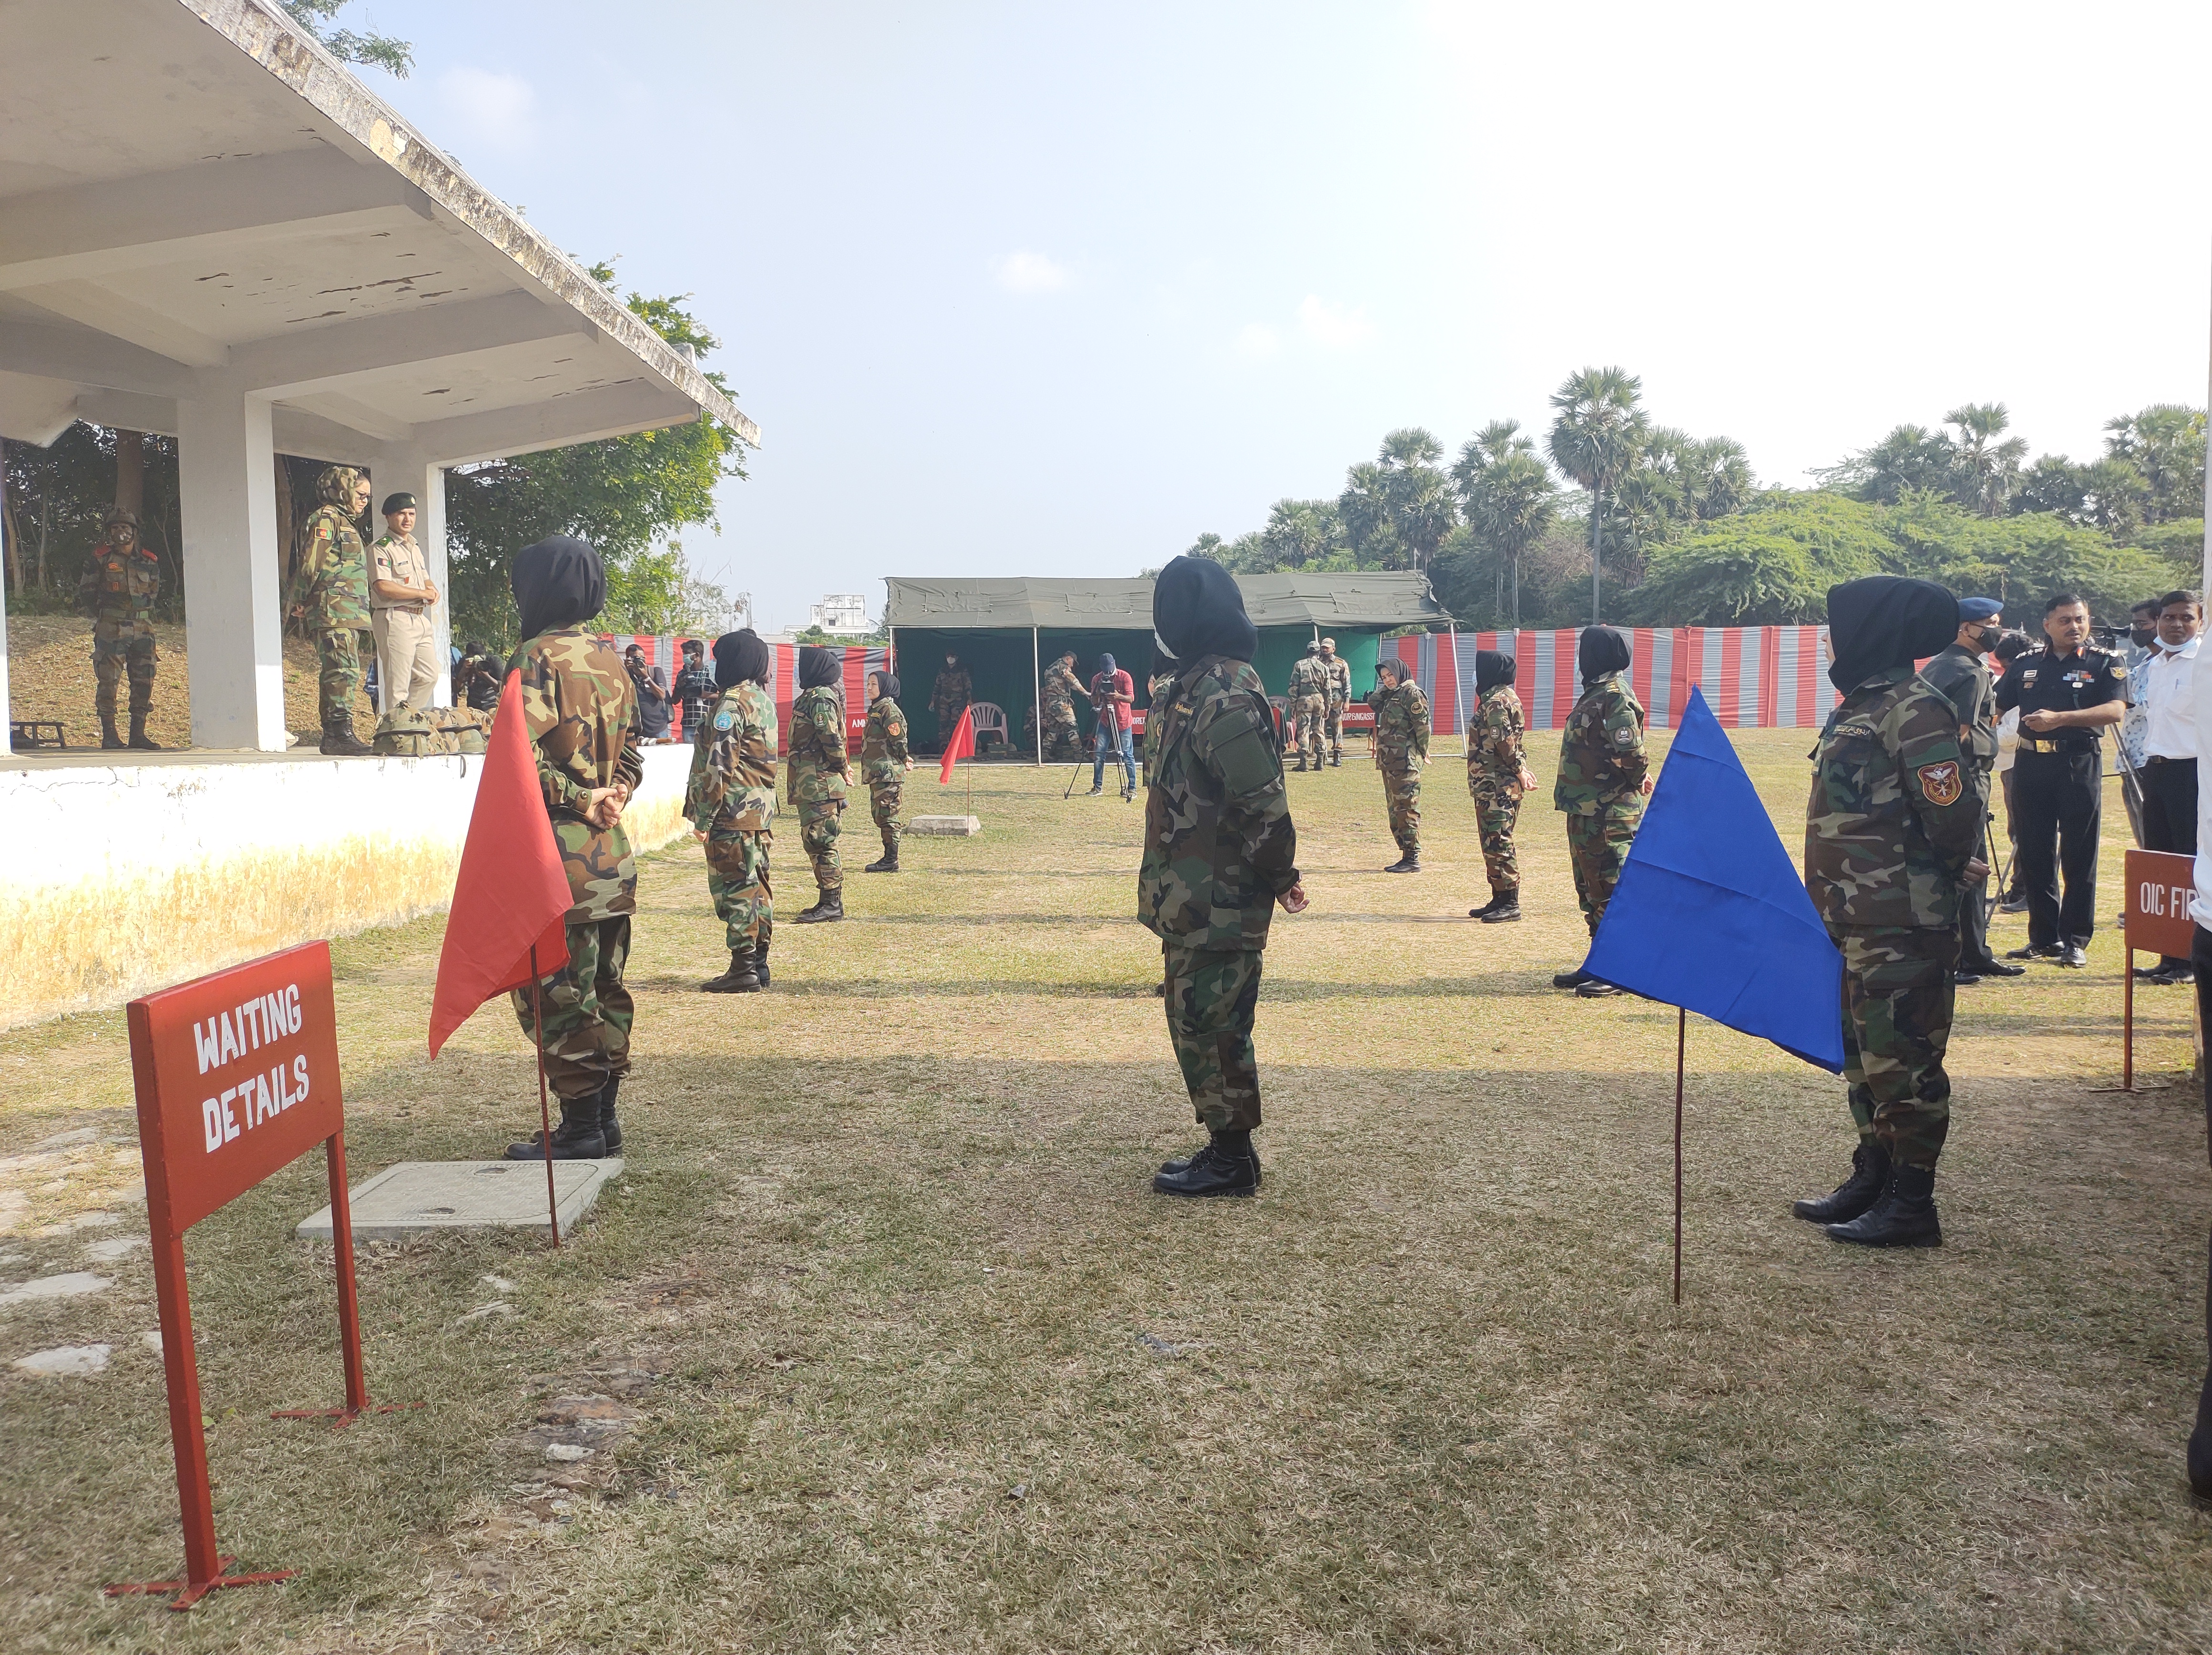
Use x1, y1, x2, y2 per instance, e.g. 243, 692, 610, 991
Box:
706, 828, 773, 953
1468, 779, 1522, 893
91, 628, 157, 717
1565, 807, 1639, 936
316, 626, 366, 724
1293, 695, 1327, 764
799, 795, 845, 891
1836, 925, 1956, 1171
1043, 719, 1084, 761
1324, 701, 1345, 758
1380, 766, 1421, 855
509, 915, 633, 1103
1162, 941, 1264, 1132
868, 776, 903, 840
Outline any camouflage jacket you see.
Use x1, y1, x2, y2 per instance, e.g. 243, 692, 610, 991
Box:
288, 503, 370, 630
1370, 680, 1430, 771
1144, 671, 1176, 767
1288, 656, 1328, 699
860, 695, 909, 784
1553, 672, 1647, 816
1916, 642, 1999, 770
1138, 655, 1299, 951
513, 627, 645, 921
686, 681, 778, 834
76, 543, 160, 632
1805, 664, 1980, 930
1465, 685, 1527, 790
1040, 662, 1084, 722
929, 666, 973, 721
787, 684, 850, 802
1322, 656, 1351, 706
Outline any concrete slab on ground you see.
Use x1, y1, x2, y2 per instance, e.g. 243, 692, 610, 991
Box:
909, 815, 982, 836
295, 1159, 625, 1243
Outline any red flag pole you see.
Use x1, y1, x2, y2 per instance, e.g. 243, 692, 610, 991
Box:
529, 943, 560, 1247
1673, 1006, 1685, 1306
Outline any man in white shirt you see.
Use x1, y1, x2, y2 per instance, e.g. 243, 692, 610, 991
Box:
2140, 589, 2202, 983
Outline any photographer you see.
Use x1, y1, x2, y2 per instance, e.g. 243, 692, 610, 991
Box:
624, 643, 675, 744
1088, 652, 1137, 799
454, 640, 504, 712
673, 638, 715, 743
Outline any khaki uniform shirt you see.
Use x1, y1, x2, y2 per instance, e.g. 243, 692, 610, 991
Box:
369, 531, 430, 613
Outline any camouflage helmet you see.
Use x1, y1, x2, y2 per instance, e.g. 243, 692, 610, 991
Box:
315, 465, 361, 507
102, 506, 140, 531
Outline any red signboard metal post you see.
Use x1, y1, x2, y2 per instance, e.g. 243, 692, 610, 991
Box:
104, 941, 414, 1611
2120, 849, 2196, 1092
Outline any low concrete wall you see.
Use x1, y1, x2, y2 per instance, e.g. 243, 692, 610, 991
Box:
2, 745, 693, 1029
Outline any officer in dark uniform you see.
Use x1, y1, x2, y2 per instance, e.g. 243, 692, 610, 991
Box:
1920, 597, 2021, 984
1993, 593, 2125, 967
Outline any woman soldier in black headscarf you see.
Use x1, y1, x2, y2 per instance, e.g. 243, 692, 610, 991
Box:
1550, 625, 1651, 996
789, 645, 852, 922
687, 629, 779, 993
859, 667, 911, 872
502, 537, 643, 1160
1465, 648, 1536, 922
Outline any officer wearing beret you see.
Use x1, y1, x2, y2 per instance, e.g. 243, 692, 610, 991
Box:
1994, 593, 2125, 968
369, 490, 442, 713
1918, 597, 2021, 984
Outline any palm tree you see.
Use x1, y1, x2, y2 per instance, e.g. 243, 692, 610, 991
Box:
1463, 450, 1558, 627
1340, 429, 1458, 571
1944, 403, 2028, 517
1547, 366, 1648, 623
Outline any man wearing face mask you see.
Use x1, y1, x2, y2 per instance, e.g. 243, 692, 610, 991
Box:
1918, 598, 2021, 985
928, 652, 973, 755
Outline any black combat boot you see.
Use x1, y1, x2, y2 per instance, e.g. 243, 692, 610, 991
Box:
1293, 757, 1309, 772
1153, 1130, 1260, 1196
794, 889, 844, 924
1481, 895, 1522, 923
1826, 1164, 1941, 1247
100, 712, 125, 750
321, 709, 372, 756
1552, 968, 1594, 989
1329, 752, 1342, 767
863, 833, 900, 873
1576, 979, 1620, 998
754, 930, 771, 986
702, 949, 760, 993
1792, 1140, 1889, 1224
1383, 852, 1420, 873
128, 704, 160, 750
504, 1093, 606, 1161
597, 1076, 624, 1155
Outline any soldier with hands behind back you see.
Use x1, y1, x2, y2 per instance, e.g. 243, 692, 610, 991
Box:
860, 670, 912, 873
75, 506, 162, 750
1319, 636, 1351, 765
1465, 649, 1535, 922
789, 645, 851, 923
1287, 641, 1329, 771
1551, 626, 1650, 994
1369, 656, 1429, 871
1142, 556, 1307, 1197
1795, 576, 1987, 1248
688, 630, 779, 993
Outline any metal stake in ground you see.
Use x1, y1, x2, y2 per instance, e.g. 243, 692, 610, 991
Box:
529, 942, 560, 1246
1673, 1006, 1685, 1307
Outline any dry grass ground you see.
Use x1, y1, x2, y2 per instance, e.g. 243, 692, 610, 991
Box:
6, 613, 377, 748
2, 728, 2209, 1653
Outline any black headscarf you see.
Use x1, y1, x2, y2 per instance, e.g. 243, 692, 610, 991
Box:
1577, 625, 1632, 686
511, 536, 605, 641
712, 629, 770, 689
872, 670, 901, 702
1475, 649, 1517, 693
1826, 576, 1957, 693
1152, 554, 1258, 664
799, 645, 841, 690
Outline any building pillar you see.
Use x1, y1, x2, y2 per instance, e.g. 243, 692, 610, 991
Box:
364, 449, 452, 707
178, 391, 287, 750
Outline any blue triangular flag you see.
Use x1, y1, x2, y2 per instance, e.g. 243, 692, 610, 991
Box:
1582, 686, 1845, 1071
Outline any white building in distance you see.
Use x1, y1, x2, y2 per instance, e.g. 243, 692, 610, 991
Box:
809, 594, 873, 634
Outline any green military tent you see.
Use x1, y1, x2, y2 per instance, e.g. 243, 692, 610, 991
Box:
882, 573, 1450, 756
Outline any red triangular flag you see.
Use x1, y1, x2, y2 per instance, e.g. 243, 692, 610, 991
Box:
429, 671, 573, 1058
937, 703, 975, 785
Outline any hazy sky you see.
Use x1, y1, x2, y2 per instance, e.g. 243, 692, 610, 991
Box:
360, 1, 2212, 630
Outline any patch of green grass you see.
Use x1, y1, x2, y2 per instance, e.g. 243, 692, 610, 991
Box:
2, 732, 2208, 1653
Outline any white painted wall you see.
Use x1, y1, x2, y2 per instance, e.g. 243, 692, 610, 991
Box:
177, 389, 287, 750
2, 744, 694, 1028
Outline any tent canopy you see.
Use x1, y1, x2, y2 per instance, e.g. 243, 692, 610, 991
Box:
883, 573, 1448, 632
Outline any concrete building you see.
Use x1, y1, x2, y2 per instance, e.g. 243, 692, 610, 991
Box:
808, 593, 872, 635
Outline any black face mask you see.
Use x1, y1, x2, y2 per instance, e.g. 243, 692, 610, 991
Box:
2133, 623, 2159, 647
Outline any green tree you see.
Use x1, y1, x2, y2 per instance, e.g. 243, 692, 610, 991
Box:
1258, 499, 1350, 570
1628, 492, 1894, 625
279, 1, 413, 76
1450, 436, 1557, 626
1817, 423, 1957, 505
2104, 404, 2207, 523
1339, 429, 1457, 571
1547, 366, 1648, 622
1944, 402, 2028, 517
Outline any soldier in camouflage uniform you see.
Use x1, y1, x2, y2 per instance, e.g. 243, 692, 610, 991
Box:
1141, 555, 1307, 1197
1319, 636, 1351, 765
1369, 655, 1430, 871
1793, 576, 1986, 1249
928, 654, 973, 754
1287, 642, 1329, 770
860, 669, 911, 872
789, 645, 851, 922
502, 537, 642, 1161
1465, 649, 1534, 922
1551, 627, 1650, 995
74, 507, 163, 750
1039, 653, 1086, 760
688, 629, 779, 993
286, 465, 375, 755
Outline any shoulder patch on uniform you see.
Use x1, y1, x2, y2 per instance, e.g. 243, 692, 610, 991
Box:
1917, 760, 1962, 806
1612, 725, 1636, 746
714, 708, 734, 731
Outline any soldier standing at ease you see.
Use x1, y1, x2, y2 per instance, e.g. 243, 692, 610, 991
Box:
1142, 555, 1307, 1197
1287, 642, 1329, 771
928, 653, 973, 753
1794, 575, 1985, 1248
789, 645, 850, 923
688, 629, 778, 993
502, 537, 641, 1161
75, 506, 162, 750
1039, 652, 1085, 760
1551, 626, 1650, 996
287, 465, 375, 755
368, 491, 440, 713
1465, 649, 1535, 922
1918, 597, 2021, 985
1319, 636, 1351, 765
860, 670, 911, 872
1369, 656, 1429, 870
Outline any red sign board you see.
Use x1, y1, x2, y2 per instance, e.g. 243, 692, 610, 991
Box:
2123, 848, 2196, 960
